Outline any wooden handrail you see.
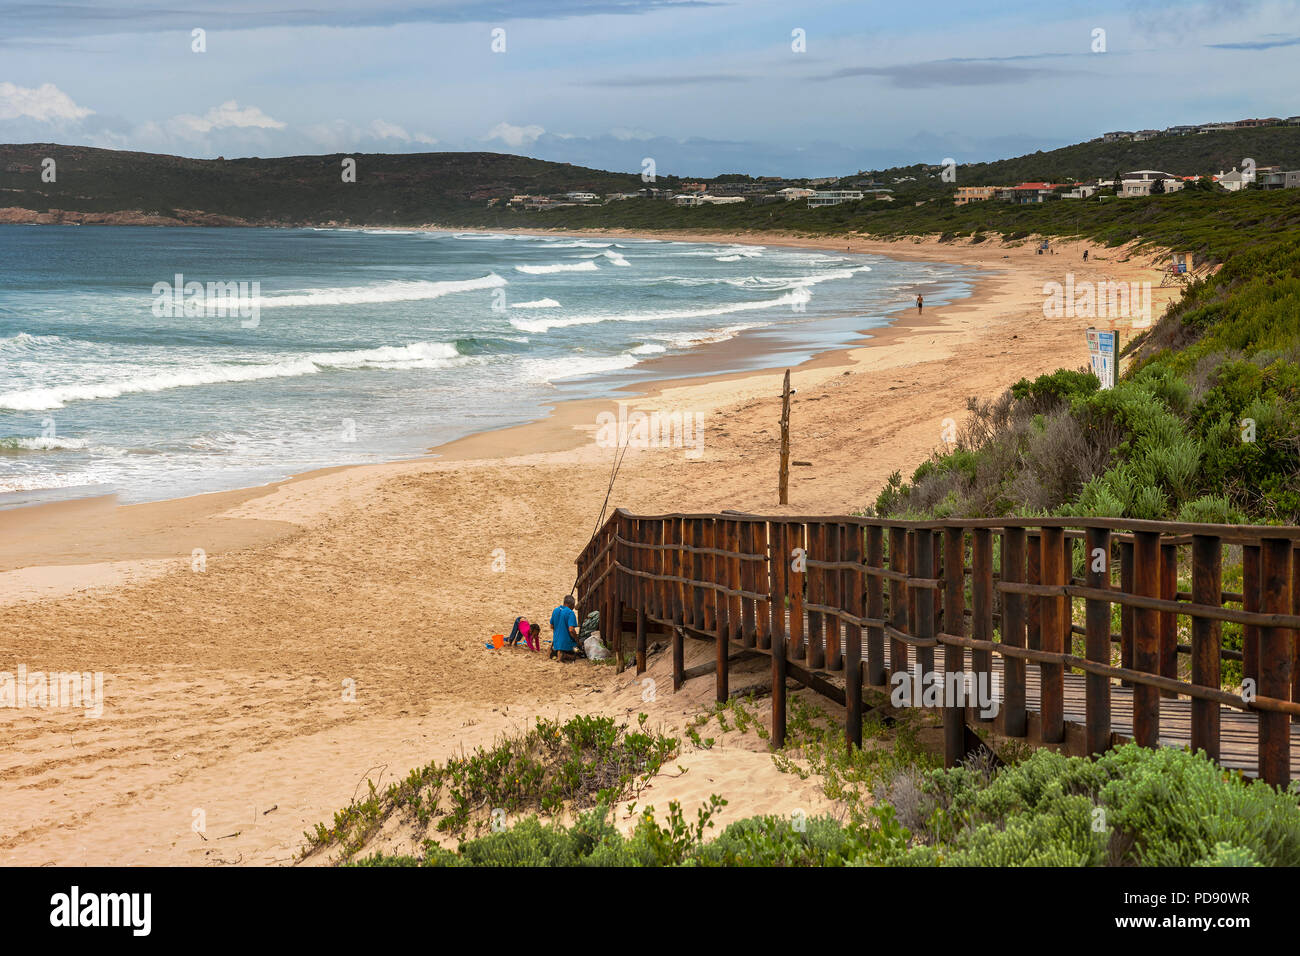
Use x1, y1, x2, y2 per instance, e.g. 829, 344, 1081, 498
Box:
576, 509, 1300, 785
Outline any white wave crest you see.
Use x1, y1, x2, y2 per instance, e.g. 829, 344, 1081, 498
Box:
509, 287, 811, 334
511, 298, 562, 309
514, 261, 600, 275
0, 341, 463, 410
255, 274, 505, 309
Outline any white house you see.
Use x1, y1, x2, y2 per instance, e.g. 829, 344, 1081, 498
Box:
1216, 168, 1249, 191
776, 187, 815, 201
807, 190, 863, 208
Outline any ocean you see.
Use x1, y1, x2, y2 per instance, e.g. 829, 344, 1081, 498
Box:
0, 225, 974, 507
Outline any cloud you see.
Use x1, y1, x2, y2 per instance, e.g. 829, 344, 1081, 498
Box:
172, 100, 285, 135
483, 121, 546, 148
369, 119, 437, 144
587, 73, 749, 87
817, 61, 1078, 88
4, 0, 725, 39
1208, 33, 1300, 50
0, 82, 93, 122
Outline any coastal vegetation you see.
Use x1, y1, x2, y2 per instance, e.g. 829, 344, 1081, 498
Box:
331, 697, 1300, 867
301, 713, 679, 863
871, 208, 1300, 525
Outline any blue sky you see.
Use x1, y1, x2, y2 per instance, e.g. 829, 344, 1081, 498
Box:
1, 0, 1297, 176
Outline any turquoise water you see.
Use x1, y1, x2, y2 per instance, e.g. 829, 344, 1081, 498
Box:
0, 225, 973, 506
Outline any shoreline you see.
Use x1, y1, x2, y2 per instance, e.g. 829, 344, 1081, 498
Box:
1, 226, 1186, 866
0, 229, 982, 587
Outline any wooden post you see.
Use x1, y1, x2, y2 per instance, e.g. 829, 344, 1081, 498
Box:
1190, 535, 1221, 760
825, 522, 843, 672
755, 521, 771, 650
636, 609, 647, 675
1084, 527, 1113, 755
845, 524, 864, 750
807, 522, 825, 670
1001, 527, 1028, 738
1039, 526, 1066, 745
889, 527, 908, 678
1119, 538, 1135, 686
770, 522, 788, 749
1258, 538, 1293, 786
1132, 531, 1162, 748
1293, 546, 1300, 726
971, 528, 993, 723
1026, 532, 1042, 652
943, 527, 967, 767
778, 370, 791, 505
1159, 543, 1178, 698
691, 519, 706, 632
1243, 544, 1260, 689
790, 523, 805, 661
914, 530, 937, 723
866, 526, 886, 687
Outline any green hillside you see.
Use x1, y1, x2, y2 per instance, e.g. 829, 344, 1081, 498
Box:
4, 125, 1299, 226
0, 144, 649, 225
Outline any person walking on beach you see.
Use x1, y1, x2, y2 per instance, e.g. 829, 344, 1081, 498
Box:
1083, 249, 1089, 262
549, 595, 581, 662
916, 294, 923, 314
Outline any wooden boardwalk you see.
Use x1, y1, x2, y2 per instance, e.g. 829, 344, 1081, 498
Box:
578, 510, 1300, 785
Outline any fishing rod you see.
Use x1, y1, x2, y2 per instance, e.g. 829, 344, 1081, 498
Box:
570, 425, 631, 600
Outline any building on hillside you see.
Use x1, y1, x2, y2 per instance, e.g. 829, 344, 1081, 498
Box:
680, 182, 708, 193
806, 177, 838, 187
807, 190, 863, 207
671, 193, 703, 206
563, 192, 598, 202
954, 185, 1000, 206
699, 195, 745, 204
1102, 131, 1134, 142
998, 182, 1059, 204
776, 187, 815, 200
1216, 168, 1249, 191
1258, 168, 1300, 189
1287, 116, 1300, 126
1132, 129, 1161, 141
1235, 117, 1282, 128
1198, 122, 1235, 133
1061, 184, 1100, 199
1165, 125, 1199, 135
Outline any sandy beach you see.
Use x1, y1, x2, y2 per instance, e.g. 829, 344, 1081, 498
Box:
0, 229, 1185, 865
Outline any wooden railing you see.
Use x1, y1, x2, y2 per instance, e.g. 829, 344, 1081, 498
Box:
575, 509, 1300, 786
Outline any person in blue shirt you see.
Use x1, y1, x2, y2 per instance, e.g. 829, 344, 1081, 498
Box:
549, 595, 581, 661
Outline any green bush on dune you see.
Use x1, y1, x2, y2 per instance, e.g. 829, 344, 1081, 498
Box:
349, 744, 1300, 867
871, 239, 1300, 524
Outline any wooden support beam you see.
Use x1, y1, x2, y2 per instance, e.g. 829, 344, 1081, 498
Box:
1258, 538, 1293, 785
1190, 534, 1221, 760
943, 527, 967, 767
1084, 527, 1112, 756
